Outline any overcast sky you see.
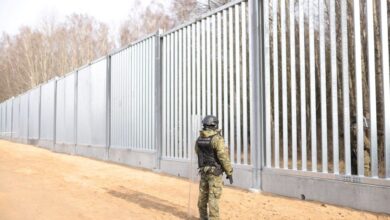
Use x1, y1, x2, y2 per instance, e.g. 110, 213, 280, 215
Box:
0, 0, 170, 35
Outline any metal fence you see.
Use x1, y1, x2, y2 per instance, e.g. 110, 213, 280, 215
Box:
77, 59, 107, 148
263, 0, 390, 179
0, 102, 4, 136
110, 35, 157, 150
56, 73, 76, 145
162, 1, 250, 165
40, 80, 56, 142
12, 97, 20, 138
28, 87, 41, 140
19, 93, 29, 139
0, 0, 389, 214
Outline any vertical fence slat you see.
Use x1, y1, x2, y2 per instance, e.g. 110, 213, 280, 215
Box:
183, 28, 188, 158
281, 0, 288, 169
341, 0, 351, 175
299, 0, 307, 171
353, 0, 364, 176
235, 5, 241, 164
241, 2, 248, 165
272, 0, 279, 168
207, 17, 212, 115
135, 45, 139, 148
162, 36, 167, 157
197, 21, 201, 122
217, 12, 223, 134
264, 0, 271, 168
127, 48, 131, 148
191, 24, 196, 160
319, 0, 328, 173
223, 9, 229, 148
379, 0, 390, 178
309, 0, 317, 172
366, 0, 378, 177
212, 15, 217, 117
330, 0, 339, 174
152, 37, 156, 150
169, 34, 173, 157
202, 19, 207, 117
142, 41, 146, 149
178, 30, 183, 158
147, 40, 151, 149
229, 7, 235, 163
187, 27, 191, 158
175, 32, 179, 158
289, 0, 297, 170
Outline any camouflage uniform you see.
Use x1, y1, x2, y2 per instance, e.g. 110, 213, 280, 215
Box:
351, 129, 371, 176
195, 129, 233, 220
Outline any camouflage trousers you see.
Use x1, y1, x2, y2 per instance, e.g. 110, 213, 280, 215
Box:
351, 148, 371, 175
198, 173, 223, 220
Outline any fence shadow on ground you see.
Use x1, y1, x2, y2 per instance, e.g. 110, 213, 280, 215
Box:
105, 187, 195, 219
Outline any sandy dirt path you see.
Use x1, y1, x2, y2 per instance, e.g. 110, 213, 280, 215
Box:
0, 140, 388, 220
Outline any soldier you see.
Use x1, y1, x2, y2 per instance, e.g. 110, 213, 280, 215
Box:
351, 116, 371, 176
195, 115, 233, 220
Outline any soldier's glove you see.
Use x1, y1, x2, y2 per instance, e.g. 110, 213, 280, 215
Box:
226, 175, 233, 184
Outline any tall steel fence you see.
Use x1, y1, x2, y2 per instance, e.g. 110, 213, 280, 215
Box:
110, 35, 157, 151
55, 72, 76, 146
40, 79, 56, 144
162, 1, 250, 165
263, 0, 390, 179
0, 0, 389, 214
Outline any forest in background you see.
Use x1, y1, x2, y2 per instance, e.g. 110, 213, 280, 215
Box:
0, 0, 230, 102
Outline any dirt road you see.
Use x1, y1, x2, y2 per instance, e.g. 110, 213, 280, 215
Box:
0, 140, 388, 220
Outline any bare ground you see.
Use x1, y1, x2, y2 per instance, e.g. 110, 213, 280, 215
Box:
0, 140, 388, 220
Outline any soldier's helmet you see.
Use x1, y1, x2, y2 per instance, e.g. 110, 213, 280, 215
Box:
202, 115, 219, 130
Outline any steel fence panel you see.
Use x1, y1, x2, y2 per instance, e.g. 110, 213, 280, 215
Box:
161, 1, 250, 163
353, 0, 364, 176
40, 80, 56, 141
28, 87, 41, 140
379, 0, 390, 178
309, 0, 317, 172
110, 36, 156, 150
280, 0, 288, 169
264, 0, 389, 180
19, 93, 29, 139
299, 0, 307, 171
264, 0, 271, 168
228, 6, 235, 163
330, 0, 339, 174
12, 97, 20, 138
56, 73, 76, 145
272, 0, 279, 168
0, 103, 4, 136
319, 0, 328, 173
341, 0, 351, 175
3, 100, 12, 137
366, 0, 378, 177
289, 0, 296, 170
76, 59, 107, 147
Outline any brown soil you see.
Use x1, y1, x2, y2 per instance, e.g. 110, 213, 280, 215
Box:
0, 140, 388, 220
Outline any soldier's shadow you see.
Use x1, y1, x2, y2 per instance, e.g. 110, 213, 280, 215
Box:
105, 187, 197, 219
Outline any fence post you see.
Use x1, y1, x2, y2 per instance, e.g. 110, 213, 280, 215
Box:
248, 0, 263, 191
106, 55, 112, 160
155, 30, 163, 170
53, 78, 58, 151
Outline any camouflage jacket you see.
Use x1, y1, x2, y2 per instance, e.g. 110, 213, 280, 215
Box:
195, 129, 233, 176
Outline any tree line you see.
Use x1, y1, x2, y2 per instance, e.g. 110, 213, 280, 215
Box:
0, 0, 230, 102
